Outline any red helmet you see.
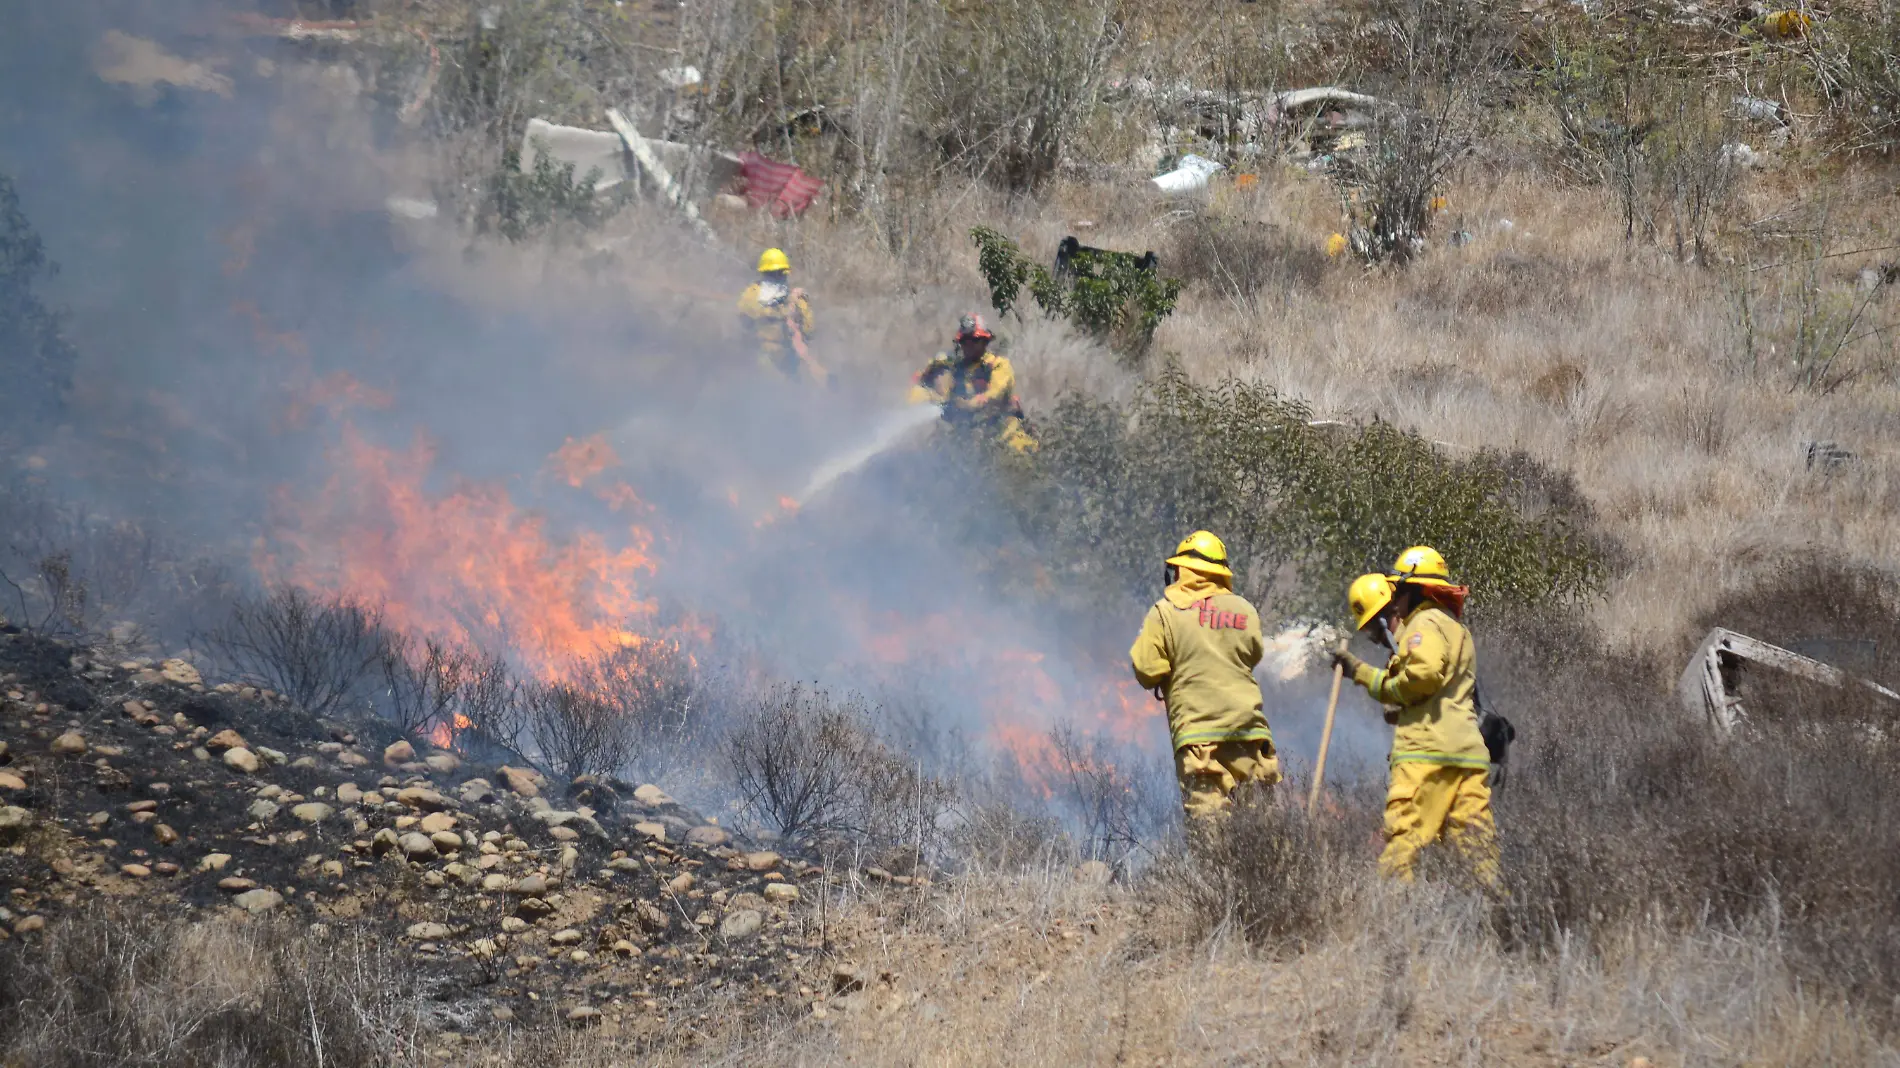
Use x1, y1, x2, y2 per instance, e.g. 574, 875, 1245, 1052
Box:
954, 313, 992, 342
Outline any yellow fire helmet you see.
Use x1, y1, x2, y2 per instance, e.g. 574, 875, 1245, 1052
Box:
757, 247, 791, 273
1349, 572, 1396, 631
1389, 545, 1451, 586
1166, 530, 1232, 579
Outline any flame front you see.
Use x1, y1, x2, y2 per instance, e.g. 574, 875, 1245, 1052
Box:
260, 424, 658, 678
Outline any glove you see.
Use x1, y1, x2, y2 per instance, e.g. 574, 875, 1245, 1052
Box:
1330, 647, 1363, 676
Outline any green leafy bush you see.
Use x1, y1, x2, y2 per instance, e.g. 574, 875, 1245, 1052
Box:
1000, 365, 1605, 621
970, 226, 1183, 359
479, 146, 622, 243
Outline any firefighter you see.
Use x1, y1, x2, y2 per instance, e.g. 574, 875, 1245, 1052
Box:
737, 247, 825, 384
1386, 545, 1514, 789
1335, 571, 1497, 883
1129, 531, 1280, 821
908, 313, 1037, 453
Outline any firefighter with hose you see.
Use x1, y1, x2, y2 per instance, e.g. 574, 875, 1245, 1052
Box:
737, 247, 826, 384
908, 313, 1037, 453
1129, 531, 1280, 822
1334, 558, 1498, 883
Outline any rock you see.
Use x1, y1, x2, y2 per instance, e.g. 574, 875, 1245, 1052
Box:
564, 1006, 603, 1027
666, 872, 696, 895
291, 803, 334, 824
632, 821, 667, 842
481, 874, 508, 891
154, 862, 180, 876
421, 870, 445, 889
719, 909, 764, 941
217, 877, 257, 892
321, 860, 344, 878
550, 928, 583, 945
13, 915, 46, 935
548, 826, 578, 842
424, 752, 461, 774
559, 845, 579, 872
511, 873, 548, 896
383, 740, 416, 767
515, 897, 553, 919
255, 747, 287, 766
153, 824, 179, 846
744, 850, 781, 872
394, 787, 448, 812
205, 729, 247, 752
418, 811, 456, 834
223, 748, 259, 774
685, 826, 730, 848
50, 732, 87, 757
0, 771, 25, 792
120, 863, 152, 878
199, 853, 232, 872
126, 800, 158, 814
233, 889, 284, 913
1076, 860, 1113, 886
429, 830, 463, 854
88, 811, 111, 830
470, 937, 498, 959
0, 740, 9, 764
370, 829, 400, 856
337, 752, 368, 768
607, 857, 641, 873
406, 922, 452, 941
458, 779, 495, 804
728, 892, 768, 913
764, 882, 801, 904
159, 659, 202, 685
335, 783, 363, 806
248, 800, 280, 822
611, 938, 639, 957
500, 916, 529, 934
399, 832, 438, 860
632, 783, 672, 806
496, 765, 542, 798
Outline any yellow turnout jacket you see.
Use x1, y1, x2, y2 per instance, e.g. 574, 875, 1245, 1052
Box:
1350, 603, 1489, 769
1129, 572, 1271, 751
737, 281, 816, 377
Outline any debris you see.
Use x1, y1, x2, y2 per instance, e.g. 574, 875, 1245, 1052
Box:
736, 150, 825, 218
1678, 627, 1900, 731
1721, 143, 1765, 169
1804, 440, 1854, 472
659, 66, 703, 90
1732, 94, 1788, 126
1152, 153, 1224, 194
91, 31, 234, 102
605, 109, 718, 241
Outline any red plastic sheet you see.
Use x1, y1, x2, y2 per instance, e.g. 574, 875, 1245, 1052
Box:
738, 151, 824, 217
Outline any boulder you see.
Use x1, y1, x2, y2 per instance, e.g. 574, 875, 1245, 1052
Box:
50, 732, 88, 757
632, 783, 672, 807
370, 828, 400, 856
159, 659, 202, 686
685, 826, 729, 848
607, 857, 641, 873
424, 752, 461, 775
764, 882, 801, 904
233, 889, 284, 913
255, 747, 287, 766
205, 729, 247, 752
632, 821, 667, 842
247, 800, 280, 822
496, 766, 543, 798
120, 863, 151, 878
399, 832, 438, 860
0, 771, 26, 792
198, 853, 232, 872
565, 1006, 602, 1028
217, 877, 257, 892
406, 922, 452, 941
515, 897, 553, 919
719, 909, 764, 941
335, 783, 364, 806
550, 928, 583, 946
394, 787, 449, 812
223, 748, 260, 774
744, 850, 782, 872
290, 803, 333, 824
153, 824, 179, 846
419, 811, 457, 834
383, 740, 416, 767
666, 872, 695, 895
429, 830, 464, 854
511, 873, 548, 896
337, 752, 368, 768
458, 779, 495, 804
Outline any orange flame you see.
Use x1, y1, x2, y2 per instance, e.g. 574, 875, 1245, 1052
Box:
550, 434, 620, 488
260, 425, 658, 677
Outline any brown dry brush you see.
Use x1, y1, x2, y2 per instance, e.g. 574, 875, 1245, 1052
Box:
0, 908, 428, 1068
203, 587, 387, 718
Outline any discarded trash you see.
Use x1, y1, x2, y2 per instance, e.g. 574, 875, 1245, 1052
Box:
1054, 237, 1156, 279
384, 196, 439, 221
1721, 142, 1765, 169
659, 66, 703, 90
737, 151, 824, 217
1325, 232, 1349, 258
1758, 9, 1811, 39
1152, 153, 1224, 193
1732, 94, 1787, 125
1803, 440, 1854, 472
1678, 627, 1899, 732
520, 117, 741, 197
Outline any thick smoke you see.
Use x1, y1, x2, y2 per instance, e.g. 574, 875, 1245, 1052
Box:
0, 0, 1391, 820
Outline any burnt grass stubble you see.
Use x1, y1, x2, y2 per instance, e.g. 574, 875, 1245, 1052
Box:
0, 628, 850, 1060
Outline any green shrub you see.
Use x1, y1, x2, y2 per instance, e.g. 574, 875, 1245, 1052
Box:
970, 226, 1183, 360
1001, 365, 1605, 620
479, 146, 623, 242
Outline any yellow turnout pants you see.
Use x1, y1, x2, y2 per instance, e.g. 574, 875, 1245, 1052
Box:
1380, 761, 1497, 883
1175, 739, 1281, 820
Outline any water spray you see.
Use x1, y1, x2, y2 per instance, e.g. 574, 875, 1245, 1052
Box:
793, 403, 940, 507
